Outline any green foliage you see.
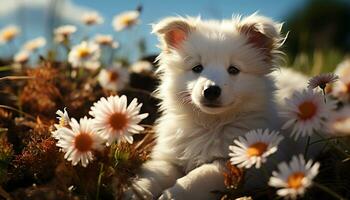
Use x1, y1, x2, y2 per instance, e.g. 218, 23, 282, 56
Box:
290, 49, 345, 75
283, 0, 350, 72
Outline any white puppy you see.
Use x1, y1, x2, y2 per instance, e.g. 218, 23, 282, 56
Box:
126, 14, 293, 200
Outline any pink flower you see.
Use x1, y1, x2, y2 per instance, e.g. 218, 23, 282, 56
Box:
307, 73, 338, 90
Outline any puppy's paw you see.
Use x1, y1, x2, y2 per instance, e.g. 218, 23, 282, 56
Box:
123, 183, 153, 200
158, 184, 185, 200
122, 188, 138, 200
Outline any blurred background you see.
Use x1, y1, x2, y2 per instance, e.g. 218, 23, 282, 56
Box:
0, 0, 349, 74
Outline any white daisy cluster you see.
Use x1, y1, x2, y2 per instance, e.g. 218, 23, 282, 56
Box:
53, 9, 140, 81
0, 25, 47, 64
300, 60, 350, 137
52, 95, 148, 167
228, 128, 323, 199
0, 7, 141, 71
61, 8, 141, 70
229, 64, 350, 199
228, 129, 321, 199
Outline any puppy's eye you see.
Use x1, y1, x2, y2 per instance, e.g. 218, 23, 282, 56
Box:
228, 65, 240, 75
192, 65, 203, 73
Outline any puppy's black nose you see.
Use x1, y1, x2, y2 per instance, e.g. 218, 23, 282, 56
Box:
203, 85, 221, 101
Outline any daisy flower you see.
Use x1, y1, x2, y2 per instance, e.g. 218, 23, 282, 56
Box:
282, 89, 336, 140
0, 25, 20, 44
130, 60, 153, 74
13, 50, 30, 64
52, 108, 71, 139
94, 34, 119, 48
54, 25, 77, 43
82, 11, 104, 26
55, 117, 105, 167
55, 108, 70, 129
22, 37, 46, 52
327, 106, 350, 136
307, 73, 338, 90
268, 155, 320, 199
112, 10, 140, 31
90, 95, 148, 145
97, 64, 129, 91
68, 41, 100, 70
229, 129, 284, 169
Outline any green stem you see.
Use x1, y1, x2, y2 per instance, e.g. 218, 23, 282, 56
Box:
17, 90, 23, 117
8, 40, 16, 58
95, 163, 104, 200
261, 166, 274, 199
0, 76, 34, 81
322, 89, 326, 103
313, 182, 346, 200
261, 165, 270, 182
0, 105, 35, 120
315, 132, 349, 158
309, 136, 346, 145
319, 141, 330, 155
77, 67, 85, 79
0, 66, 12, 72
304, 136, 311, 158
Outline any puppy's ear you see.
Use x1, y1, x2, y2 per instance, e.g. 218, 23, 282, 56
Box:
152, 17, 193, 50
238, 14, 283, 57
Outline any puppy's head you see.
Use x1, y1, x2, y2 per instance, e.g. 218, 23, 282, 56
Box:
154, 14, 284, 115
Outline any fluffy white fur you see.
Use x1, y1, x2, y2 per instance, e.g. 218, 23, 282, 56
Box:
271, 67, 309, 105
124, 14, 307, 200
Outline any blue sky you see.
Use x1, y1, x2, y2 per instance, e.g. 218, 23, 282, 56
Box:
0, 0, 307, 59
72, 0, 307, 55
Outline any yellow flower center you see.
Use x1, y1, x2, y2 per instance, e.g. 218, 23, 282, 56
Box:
59, 117, 68, 127
247, 142, 268, 157
298, 101, 317, 120
85, 18, 96, 25
74, 133, 93, 152
109, 112, 128, 131
77, 48, 91, 58
109, 71, 119, 82
287, 172, 305, 189
121, 17, 135, 27
2, 30, 16, 41
97, 38, 110, 45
